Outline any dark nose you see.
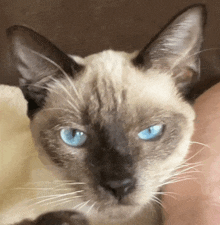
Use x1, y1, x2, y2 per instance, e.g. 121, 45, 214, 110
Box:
104, 178, 136, 200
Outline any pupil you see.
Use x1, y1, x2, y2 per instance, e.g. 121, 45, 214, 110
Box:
72, 129, 77, 136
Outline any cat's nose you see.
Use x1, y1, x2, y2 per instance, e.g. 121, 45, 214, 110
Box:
104, 178, 136, 200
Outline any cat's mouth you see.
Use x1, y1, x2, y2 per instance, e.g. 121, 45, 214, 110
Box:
84, 190, 145, 222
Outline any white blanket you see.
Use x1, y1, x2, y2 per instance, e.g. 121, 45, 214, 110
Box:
0, 85, 51, 223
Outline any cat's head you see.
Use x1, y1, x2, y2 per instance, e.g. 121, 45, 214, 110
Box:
7, 5, 205, 222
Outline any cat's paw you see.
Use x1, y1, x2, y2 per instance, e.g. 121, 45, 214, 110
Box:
14, 210, 90, 225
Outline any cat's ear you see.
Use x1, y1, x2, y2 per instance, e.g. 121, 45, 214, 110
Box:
133, 5, 206, 95
6, 25, 83, 118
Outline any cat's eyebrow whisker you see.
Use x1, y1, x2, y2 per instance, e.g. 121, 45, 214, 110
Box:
29, 83, 52, 92
67, 99, 81, 114
29, 82, 81, 115
49, 77, 81, 112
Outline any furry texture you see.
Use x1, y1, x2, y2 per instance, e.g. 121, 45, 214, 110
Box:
2, 5, 206, 225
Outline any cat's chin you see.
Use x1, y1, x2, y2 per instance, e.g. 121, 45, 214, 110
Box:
89, 204, 142, 222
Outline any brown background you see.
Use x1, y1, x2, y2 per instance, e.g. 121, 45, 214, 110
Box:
0, 0, 220, 96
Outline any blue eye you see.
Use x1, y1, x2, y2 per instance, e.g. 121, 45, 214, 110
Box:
138, 124, 164, 141
60, 129, 87, 147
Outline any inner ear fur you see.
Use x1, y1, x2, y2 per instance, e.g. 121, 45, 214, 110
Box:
6, 25, 83, 118
133, 4, 206, 95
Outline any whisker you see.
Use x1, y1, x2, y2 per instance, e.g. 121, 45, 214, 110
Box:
185, 47, 220, 60
190, 141, 211, 150
24, 180, 85, 187
27, 190, 84, 207
49, 197, 82, 208
25, 191, 81, 202
87, 202, 97, 214
153, 191, 178, 199
162, 177, 196, 186
50, 77, 81, 113
67, 99, 81, 114
167, 47, 220, 82
179, 145, 207, 166
151, 195, 164, 208
30, 81, 81, 117
73, 201, 86, 210
26, 47, 82, 103
29, 83, 53, 92
62, 182, 86, 185
14, 187, 61, 190
53, 182, 86, 188
40, 195, 82, 207
78, 200, 91, 210
174, 163, 203, 175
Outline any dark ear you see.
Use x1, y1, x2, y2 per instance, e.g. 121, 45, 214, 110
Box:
133, 5, 206, 95
6, 25, 82, 118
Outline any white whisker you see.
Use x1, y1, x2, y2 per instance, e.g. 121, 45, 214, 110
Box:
50, 77, 81, 113
190, 141, 211, 149
87, 202, 97, 214
73, 202, 86, 210
186, 47, 220, 60
27, 190, 84, 208
151, 195, 164, 208
40, 195, 82, 207
162, 177, 196, 186
78, 200, 91, 210
25, 47, 82, 102
153, 191, 178, 199
53, 182, 86, 188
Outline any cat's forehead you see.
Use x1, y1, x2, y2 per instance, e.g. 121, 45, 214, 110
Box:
47, 50, 192, 122
78, 50, 178, 108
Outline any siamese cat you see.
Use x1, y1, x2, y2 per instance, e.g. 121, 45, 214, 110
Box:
3, 4, 206, 225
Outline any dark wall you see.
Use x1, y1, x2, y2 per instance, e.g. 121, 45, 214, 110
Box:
1, 0, 220, 94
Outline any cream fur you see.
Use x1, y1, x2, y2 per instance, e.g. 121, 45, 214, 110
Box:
0, 85, 58, 224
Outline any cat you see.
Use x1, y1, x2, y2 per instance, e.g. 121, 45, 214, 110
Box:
2, 4, 206, 225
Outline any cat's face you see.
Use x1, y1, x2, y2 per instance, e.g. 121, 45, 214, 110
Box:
7, 5, 205, 222
30, 50, 195, 220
